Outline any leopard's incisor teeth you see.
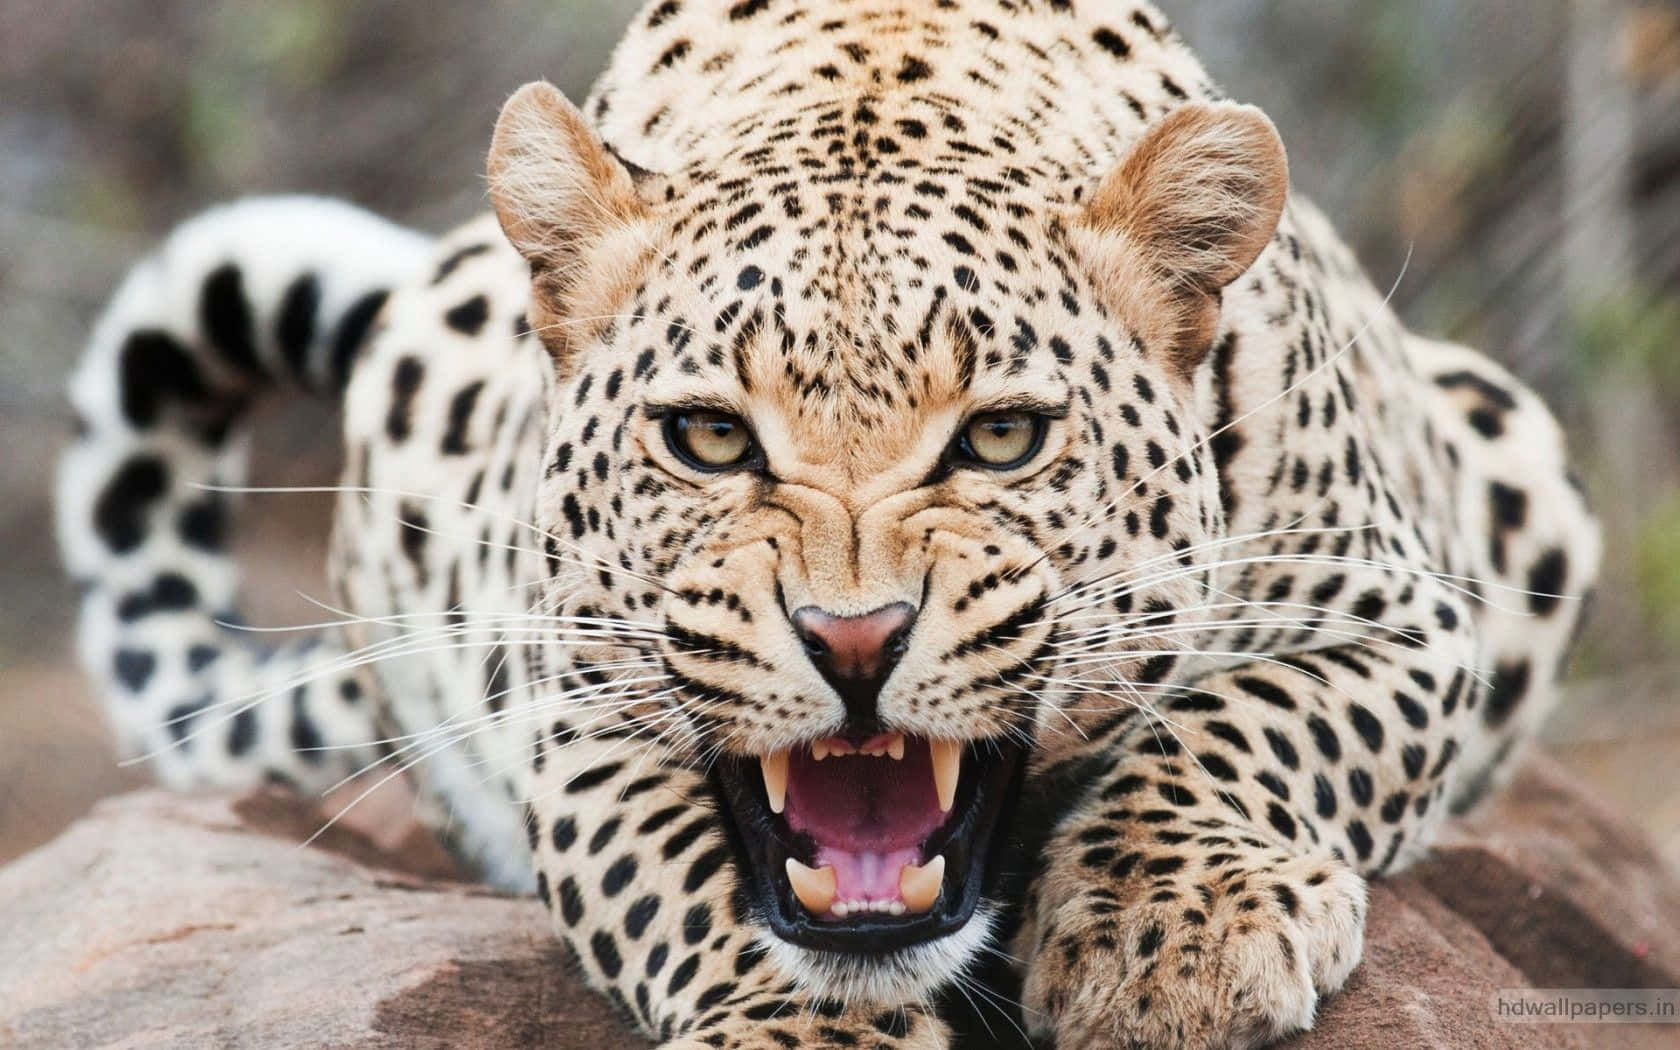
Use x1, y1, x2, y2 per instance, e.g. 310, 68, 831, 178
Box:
886, 733, 905, 761
786, 858, 837, 915
761, 751, 788, 814
811, 739, 830, 762
899, 854, 945, 914
929, 739, 962, 812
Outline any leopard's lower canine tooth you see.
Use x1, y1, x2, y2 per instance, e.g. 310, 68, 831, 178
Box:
761, 751, 788, 814
786, 858, 837, 915
929, 739, 962, 812
899, 854, 945, 914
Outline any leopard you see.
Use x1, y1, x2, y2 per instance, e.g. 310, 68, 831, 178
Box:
56, 1, 1601, 1047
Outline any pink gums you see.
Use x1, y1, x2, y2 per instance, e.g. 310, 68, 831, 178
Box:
783, 738, 947, 913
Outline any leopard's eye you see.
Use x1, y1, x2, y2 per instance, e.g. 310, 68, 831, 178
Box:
665, 410, 757, 471
958, 411, 1047, 470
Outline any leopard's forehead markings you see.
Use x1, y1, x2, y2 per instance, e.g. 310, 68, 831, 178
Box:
636, 220, 1078, 461
583, 2, 1225, 421
584, 1, 1224, 442
569, 2, 1233, 467
632, 125, 1097, 443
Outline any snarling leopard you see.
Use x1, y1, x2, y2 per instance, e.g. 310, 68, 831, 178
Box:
58, 1, 1599, 1046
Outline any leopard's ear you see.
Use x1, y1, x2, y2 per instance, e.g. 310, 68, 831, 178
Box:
488, 81, 651, 361
1075, 102, 1288, 378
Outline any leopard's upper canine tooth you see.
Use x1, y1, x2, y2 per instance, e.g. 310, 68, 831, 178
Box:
929, 739, 962, 812
886, 734, 905, 761
761, 751, 788, 814
786, 858, 837, 915
899, 854, 945, 914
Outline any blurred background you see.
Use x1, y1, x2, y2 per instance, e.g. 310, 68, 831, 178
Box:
1, 0, 1676, 865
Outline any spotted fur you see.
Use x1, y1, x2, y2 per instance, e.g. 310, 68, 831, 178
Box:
60, 3, 1599, 1048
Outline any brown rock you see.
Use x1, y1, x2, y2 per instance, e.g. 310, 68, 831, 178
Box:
0, 789, 651, 1050
0, 759, 1674, 1050
1289, 877, 1580, 1050
1284, 757, 1680, 1050
1431, 760, 1680, 989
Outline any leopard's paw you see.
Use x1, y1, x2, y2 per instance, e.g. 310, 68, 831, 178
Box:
1023, 855, 1365, 1050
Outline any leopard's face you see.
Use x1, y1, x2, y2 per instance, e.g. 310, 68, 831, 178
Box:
493, 85, 1287, 1000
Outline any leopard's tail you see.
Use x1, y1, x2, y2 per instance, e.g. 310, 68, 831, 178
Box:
57, 196, 432, 791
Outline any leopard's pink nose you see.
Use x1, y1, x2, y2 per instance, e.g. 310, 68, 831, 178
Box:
792, 602, 917, 730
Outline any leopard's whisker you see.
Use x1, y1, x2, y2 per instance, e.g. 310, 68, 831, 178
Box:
302, 664, 673, 756
482, 701, 690, 803
197, 480, 678, 596
1043, 566, 1501, 694
1043, 518, 1375, 605
146, 621, 672, 760
315, 690, 686, 845
1052, 542, 1566, 622
1046, 549, 1379, 612
946, 964, 1035, 1046
364, 669, 682, 755
184, 632, 652, 713
1098, 673, 1261, 813
972, 641, 1083, 747
526, 310, 698, 337
324, 675, 683, 789
1044, 619, 1403, 659
348, 680, 684, 793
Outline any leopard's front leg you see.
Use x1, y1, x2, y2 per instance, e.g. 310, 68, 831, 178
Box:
529, 737, 949, 1050
1020, 631, 1477, 1049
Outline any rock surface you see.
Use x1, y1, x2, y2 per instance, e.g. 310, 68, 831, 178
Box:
1, 759, 1674, 1050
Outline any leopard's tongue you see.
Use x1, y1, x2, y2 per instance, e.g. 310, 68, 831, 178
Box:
782, 744, 948, 917
812, 845, 923, 914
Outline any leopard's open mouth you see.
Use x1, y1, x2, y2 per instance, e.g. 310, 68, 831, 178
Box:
713, 733, 1023, 953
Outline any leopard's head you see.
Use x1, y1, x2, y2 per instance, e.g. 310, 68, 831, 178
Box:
488, 81, 1287, 1002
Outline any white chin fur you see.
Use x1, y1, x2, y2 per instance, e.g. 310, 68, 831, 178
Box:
758, 903, 998, 1005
